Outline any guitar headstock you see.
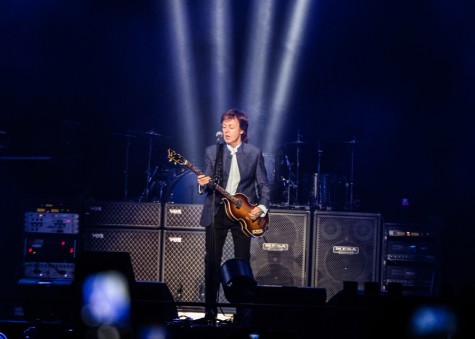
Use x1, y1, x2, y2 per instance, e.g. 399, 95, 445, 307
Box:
168, 149, 187, 165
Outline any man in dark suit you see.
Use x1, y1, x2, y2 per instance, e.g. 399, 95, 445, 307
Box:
197, 108, 271, 321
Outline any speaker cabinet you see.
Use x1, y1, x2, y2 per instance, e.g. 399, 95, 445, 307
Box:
240, 285, 326, 335
163, 203, 203, 229
132, 282, 179, 326
161, 229, 234, 303
312, 211, 382, 301
83, 228, 161, 282
75, 251, 136, 286
84, 201, 161, 228
250, 209, 311, 287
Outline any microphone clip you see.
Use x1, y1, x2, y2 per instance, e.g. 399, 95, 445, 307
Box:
216, 131, 223, 144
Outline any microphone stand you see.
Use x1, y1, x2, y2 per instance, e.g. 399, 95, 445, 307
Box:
205, 140, 223, 325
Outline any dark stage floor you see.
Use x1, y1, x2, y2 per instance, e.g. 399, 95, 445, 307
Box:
1, 282, 474, 339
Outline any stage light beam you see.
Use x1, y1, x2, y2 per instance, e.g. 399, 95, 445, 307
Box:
210, 0, 232, 122
166, 0, 201, 160
264, 0, 312, 153
241, 0, 275, 145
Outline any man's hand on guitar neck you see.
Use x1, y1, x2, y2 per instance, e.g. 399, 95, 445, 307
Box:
197, 174, 213, 194
197, 174, 212, 186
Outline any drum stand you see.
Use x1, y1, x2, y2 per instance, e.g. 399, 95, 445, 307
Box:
284, 131, 304, 206
345, 138, 357, 210
313, 143, 323, 209
281, 155, 297, 207
138, 130, 159, 202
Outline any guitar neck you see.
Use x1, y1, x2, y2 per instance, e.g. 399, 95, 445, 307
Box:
184, 160, 239, 206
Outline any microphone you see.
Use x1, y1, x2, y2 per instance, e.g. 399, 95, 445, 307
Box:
216, 131, 223, 144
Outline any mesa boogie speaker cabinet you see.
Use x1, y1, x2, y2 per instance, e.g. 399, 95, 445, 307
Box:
161, 229, 234, 304
312, 211, 382, 301
250, 209, 311, 287
83, 228, 161, 282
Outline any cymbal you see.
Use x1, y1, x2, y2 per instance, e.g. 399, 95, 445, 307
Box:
145, 130, 163, 136
112, 132, 137, 138
340, 138, 372, 145
284, 140, 310, 146
128, 130, 170, 138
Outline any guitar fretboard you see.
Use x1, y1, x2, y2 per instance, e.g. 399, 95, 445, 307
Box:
184, 160, 240, 206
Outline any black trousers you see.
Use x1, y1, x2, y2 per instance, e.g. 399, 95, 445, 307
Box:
204, 204, 252, 315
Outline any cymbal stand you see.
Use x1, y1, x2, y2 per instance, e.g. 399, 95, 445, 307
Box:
147, 169, 167, 202
282, 155, 297, 206
138, 133, 154, 202
295, 130, 302, 203
313, 143, 323, 209
347, 139, 356, 210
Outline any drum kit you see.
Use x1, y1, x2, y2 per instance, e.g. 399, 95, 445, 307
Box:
268, 134, 366, 211
114, 129, 207, 204
114, 129, 366, 210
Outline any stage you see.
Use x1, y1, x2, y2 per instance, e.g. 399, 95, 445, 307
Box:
1, 279, 474, 339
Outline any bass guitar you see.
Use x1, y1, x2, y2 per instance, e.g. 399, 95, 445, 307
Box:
167, 149, 269, 237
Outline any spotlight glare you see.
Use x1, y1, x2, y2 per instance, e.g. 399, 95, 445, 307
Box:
264, 0, 312, 153
166, 0, 201, 160
210, 0, 232, 122
242, 0, 275, 145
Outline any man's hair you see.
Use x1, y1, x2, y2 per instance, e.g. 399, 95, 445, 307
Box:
221, 108, 249, 143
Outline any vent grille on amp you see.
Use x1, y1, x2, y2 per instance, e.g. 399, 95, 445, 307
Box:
164, 203, 203, 229
162, 203, 234, 303
251, 209, 311, 287
161, 229, 233, 304
83, 228, 161, 282
84, 201, 161, 228
312, 211, 382, 301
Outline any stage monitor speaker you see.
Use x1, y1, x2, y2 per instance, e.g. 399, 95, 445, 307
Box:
132, 281, 178, 326
163, 203, 203, 229
241, 285, 327, 334
75, 251, 135, 285
84, 201, 161, 228
250, 209, 311, 287
161, 229, 233, 303
82, 228, 161, 282
312, 211, 382, 301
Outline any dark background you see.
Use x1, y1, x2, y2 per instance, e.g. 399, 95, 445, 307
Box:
1, 0, 474, 296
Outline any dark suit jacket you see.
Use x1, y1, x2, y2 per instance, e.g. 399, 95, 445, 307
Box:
199, 142, 271, 226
